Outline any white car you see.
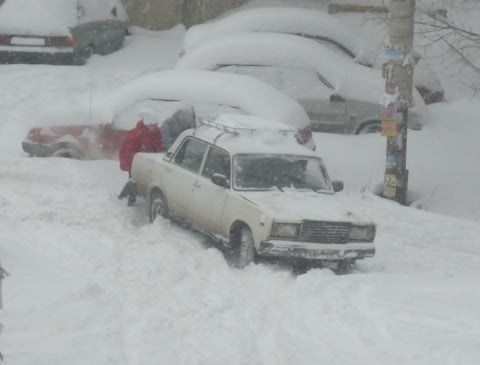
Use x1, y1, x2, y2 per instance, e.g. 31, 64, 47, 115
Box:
177, 32, 427, 134
131, 114, 376, 269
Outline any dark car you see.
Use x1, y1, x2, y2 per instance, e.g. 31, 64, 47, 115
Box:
0, 0, 128, 65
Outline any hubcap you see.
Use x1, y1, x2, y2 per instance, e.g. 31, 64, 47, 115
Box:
151, 198, 163, 220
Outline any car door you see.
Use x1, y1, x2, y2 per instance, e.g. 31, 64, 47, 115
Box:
343, 98, 382, 134
188, 145, 231, 236
167, 137, 208, 220
283, 69, 348, 133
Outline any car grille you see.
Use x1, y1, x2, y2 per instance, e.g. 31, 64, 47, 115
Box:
299, 220, 351, 244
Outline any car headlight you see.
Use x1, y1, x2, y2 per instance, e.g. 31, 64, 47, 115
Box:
270, 223, 300, 239
349, 225, 376, 242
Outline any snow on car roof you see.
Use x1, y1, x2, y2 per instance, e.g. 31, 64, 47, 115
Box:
187, 114, 315, 156
100, 70, 310, 129
182, 7, 368, 64
0, 0, 71, 36
34, 70, 311, 130
0, 0, 127, 36
203, 113, 297, 132
176, 32, 386, 105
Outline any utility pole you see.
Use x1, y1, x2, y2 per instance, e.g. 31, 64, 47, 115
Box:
381, 0, 416, 205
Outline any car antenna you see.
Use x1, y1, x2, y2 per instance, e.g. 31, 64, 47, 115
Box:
88, 71, 94, 123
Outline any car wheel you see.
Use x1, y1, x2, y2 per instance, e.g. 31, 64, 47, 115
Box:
356, 121, 381, 134
234, 226, 256, 268
335, 260, 355, 274
149, 189, 169, 223
50, 145, 82, 159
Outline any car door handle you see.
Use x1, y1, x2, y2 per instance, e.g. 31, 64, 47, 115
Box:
193, 180, 201, 188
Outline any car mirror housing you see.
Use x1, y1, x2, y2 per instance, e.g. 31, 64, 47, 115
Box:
330, 94, 346, 102
211, 173, 229, 188
332, 180, 344, 192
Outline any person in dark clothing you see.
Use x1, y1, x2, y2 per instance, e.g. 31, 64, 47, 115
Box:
118, 112, 163, 206
160, 105, 196, 150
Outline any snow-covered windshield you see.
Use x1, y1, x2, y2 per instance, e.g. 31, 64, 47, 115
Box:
233, 154, 332, 192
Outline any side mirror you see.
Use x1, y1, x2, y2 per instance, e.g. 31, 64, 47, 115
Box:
211, 173, 229, 188
330, 94, 346, 102
332, 180, 344, 192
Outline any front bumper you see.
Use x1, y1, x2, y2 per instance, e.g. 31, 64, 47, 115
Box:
22, 140, 56, 157
0, 49, 76, 65
258, 240, 375, 262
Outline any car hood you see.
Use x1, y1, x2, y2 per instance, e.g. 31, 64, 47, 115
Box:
238, 190, 372, 223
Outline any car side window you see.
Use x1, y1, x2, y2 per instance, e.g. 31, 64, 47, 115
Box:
174, 138, 207, 173
201, 147, 231, 180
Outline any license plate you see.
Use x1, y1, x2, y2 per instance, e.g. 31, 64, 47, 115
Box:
11, 37, 45, 46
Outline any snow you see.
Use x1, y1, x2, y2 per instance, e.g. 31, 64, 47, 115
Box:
182, 7, 369, 64
179, 115, 310, 155
1, 3, 480, 365
0, 0, 71, 36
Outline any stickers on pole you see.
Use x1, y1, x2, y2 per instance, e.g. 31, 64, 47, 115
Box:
385, 81, 397, 96
383, 174, 397, 198
382, 89, 398, 137
381, 120, 398, 137
386, 154, 397, 168
384, 45, 405, 60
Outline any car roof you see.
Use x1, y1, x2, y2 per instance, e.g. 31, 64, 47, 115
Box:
182, 6, 368, 64
181, 114, 317, 156
0, 0, 71, 36
176, 32, 386, 105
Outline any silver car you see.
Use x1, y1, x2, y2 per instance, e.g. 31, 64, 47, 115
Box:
216, 64, 412, 134
177, 32, 427, 134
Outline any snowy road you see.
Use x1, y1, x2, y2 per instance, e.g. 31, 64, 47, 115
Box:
1, 156, 480, 365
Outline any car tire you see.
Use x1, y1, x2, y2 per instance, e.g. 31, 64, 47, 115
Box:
149, 189, 169, 223
234, 226, 256, 269
50, 145, 83, 159
356, 121, 381, 134
336, 259, 355, 273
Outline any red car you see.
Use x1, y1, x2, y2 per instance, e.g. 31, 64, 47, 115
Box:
22, 70, 316, 160
22, 124, 127, 159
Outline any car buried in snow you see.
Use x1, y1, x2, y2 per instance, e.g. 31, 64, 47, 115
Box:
181, 6, 444, 105
176, 32, 429, 134
131, 114, 376, 270
22, 70, 315, 160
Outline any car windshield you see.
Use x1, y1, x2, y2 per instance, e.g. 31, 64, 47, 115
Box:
233, 154, 332, 192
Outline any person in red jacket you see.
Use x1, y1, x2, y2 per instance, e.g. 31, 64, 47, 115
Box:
118, 112, 163, 206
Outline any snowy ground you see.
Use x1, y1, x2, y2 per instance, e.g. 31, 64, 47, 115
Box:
1, 9, 480, 365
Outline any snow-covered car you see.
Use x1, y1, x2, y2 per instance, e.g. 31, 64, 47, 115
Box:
22, 70, 315, 159
0, 0, 128, 65
177, 32, 428, 134
181, 6, 444, 104
182, 6, 371, 65
131, 114, 376, 269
